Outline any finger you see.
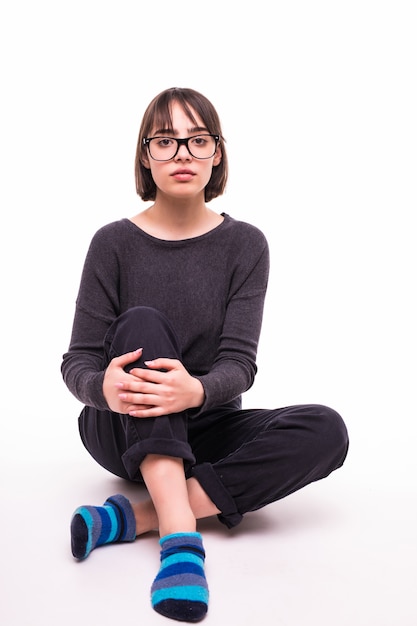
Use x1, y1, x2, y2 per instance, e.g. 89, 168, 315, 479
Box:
118, 392, 159, 406
143, 357, 179, 371
113, 348, 143, 368
124, 403, 150, 413
128, 406, 162, 418
115, 376, 162, 394
129, 367, 166, 383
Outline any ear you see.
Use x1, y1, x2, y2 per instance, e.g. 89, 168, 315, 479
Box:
141, 152, 151, 169
213, 144, 222, 167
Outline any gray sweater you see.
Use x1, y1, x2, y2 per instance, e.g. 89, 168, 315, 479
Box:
61, 213, 270, 416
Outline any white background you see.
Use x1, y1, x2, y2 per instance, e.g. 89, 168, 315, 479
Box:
1, 2, 416, 625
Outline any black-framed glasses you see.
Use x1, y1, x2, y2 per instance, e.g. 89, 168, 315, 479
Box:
143, 134, 219, 161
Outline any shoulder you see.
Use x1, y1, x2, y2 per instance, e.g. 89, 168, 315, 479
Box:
91, 218, 132, 241
86, 219, 137, 251
82, 220, 137, 268
221, 213, 269, 249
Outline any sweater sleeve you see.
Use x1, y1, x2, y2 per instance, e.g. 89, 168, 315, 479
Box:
191, 230, 270, 416
61, 227, 120, 410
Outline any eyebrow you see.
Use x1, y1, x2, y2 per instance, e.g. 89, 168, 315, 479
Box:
152, 126, 209, 136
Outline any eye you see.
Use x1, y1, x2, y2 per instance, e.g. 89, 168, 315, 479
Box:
191, 136, 208, 146
157, 137, 175, 148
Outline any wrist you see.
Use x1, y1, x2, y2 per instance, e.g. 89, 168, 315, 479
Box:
190, 377, 205, 409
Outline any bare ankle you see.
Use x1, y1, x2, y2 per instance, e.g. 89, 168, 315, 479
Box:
159, 510, 196, 538
132, 500, 158, 535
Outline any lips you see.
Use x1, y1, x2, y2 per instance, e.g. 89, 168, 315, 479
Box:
171, 168, 195, 179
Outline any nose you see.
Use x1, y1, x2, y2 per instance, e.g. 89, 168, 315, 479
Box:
175, 142, 192, 160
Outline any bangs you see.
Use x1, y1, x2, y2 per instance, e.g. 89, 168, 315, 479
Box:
149, 90, 201, 135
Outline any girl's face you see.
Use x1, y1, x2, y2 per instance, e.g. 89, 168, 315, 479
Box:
142, 101, 222, 202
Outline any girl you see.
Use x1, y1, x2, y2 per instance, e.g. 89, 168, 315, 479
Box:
62, 87, 348, 623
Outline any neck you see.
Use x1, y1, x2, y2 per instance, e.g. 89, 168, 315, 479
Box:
131, 195, 223, 241
153, 193, 207, 225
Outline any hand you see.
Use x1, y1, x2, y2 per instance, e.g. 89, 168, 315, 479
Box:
115, 357, 205, 418
103, 348, 150, 414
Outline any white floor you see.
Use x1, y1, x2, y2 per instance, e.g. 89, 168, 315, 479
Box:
1, 402, 416, 626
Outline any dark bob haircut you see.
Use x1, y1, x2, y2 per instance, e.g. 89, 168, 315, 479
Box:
135, 87, 228, 202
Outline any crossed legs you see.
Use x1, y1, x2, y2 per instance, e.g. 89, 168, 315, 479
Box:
134, 456, 220, 536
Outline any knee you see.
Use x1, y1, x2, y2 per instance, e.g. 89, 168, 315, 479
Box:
118, 306, 168, 327
313, 404, 349, 467
105, 306, 181, 362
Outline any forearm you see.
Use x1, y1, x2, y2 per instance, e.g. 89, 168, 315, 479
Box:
61, 355, 108, 409
192, 358, 256, 416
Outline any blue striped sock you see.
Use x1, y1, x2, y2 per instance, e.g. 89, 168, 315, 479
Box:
70, 494, 136, 560
151, 532, 209, 622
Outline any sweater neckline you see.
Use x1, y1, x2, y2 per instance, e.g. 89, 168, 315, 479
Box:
123, 212, 229, 244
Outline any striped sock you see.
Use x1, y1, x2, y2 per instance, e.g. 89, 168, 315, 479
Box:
151, 532, 209, 623
70, 493, 136, 560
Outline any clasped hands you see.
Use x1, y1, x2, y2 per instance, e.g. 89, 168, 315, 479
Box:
103, 348, 204, 418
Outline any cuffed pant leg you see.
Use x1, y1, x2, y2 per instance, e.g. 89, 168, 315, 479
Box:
78, 307, 195, 481
189, 404, 349, 528
79, 407, 196, 481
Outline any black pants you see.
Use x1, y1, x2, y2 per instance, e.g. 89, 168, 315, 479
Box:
79, 307, 349, 528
